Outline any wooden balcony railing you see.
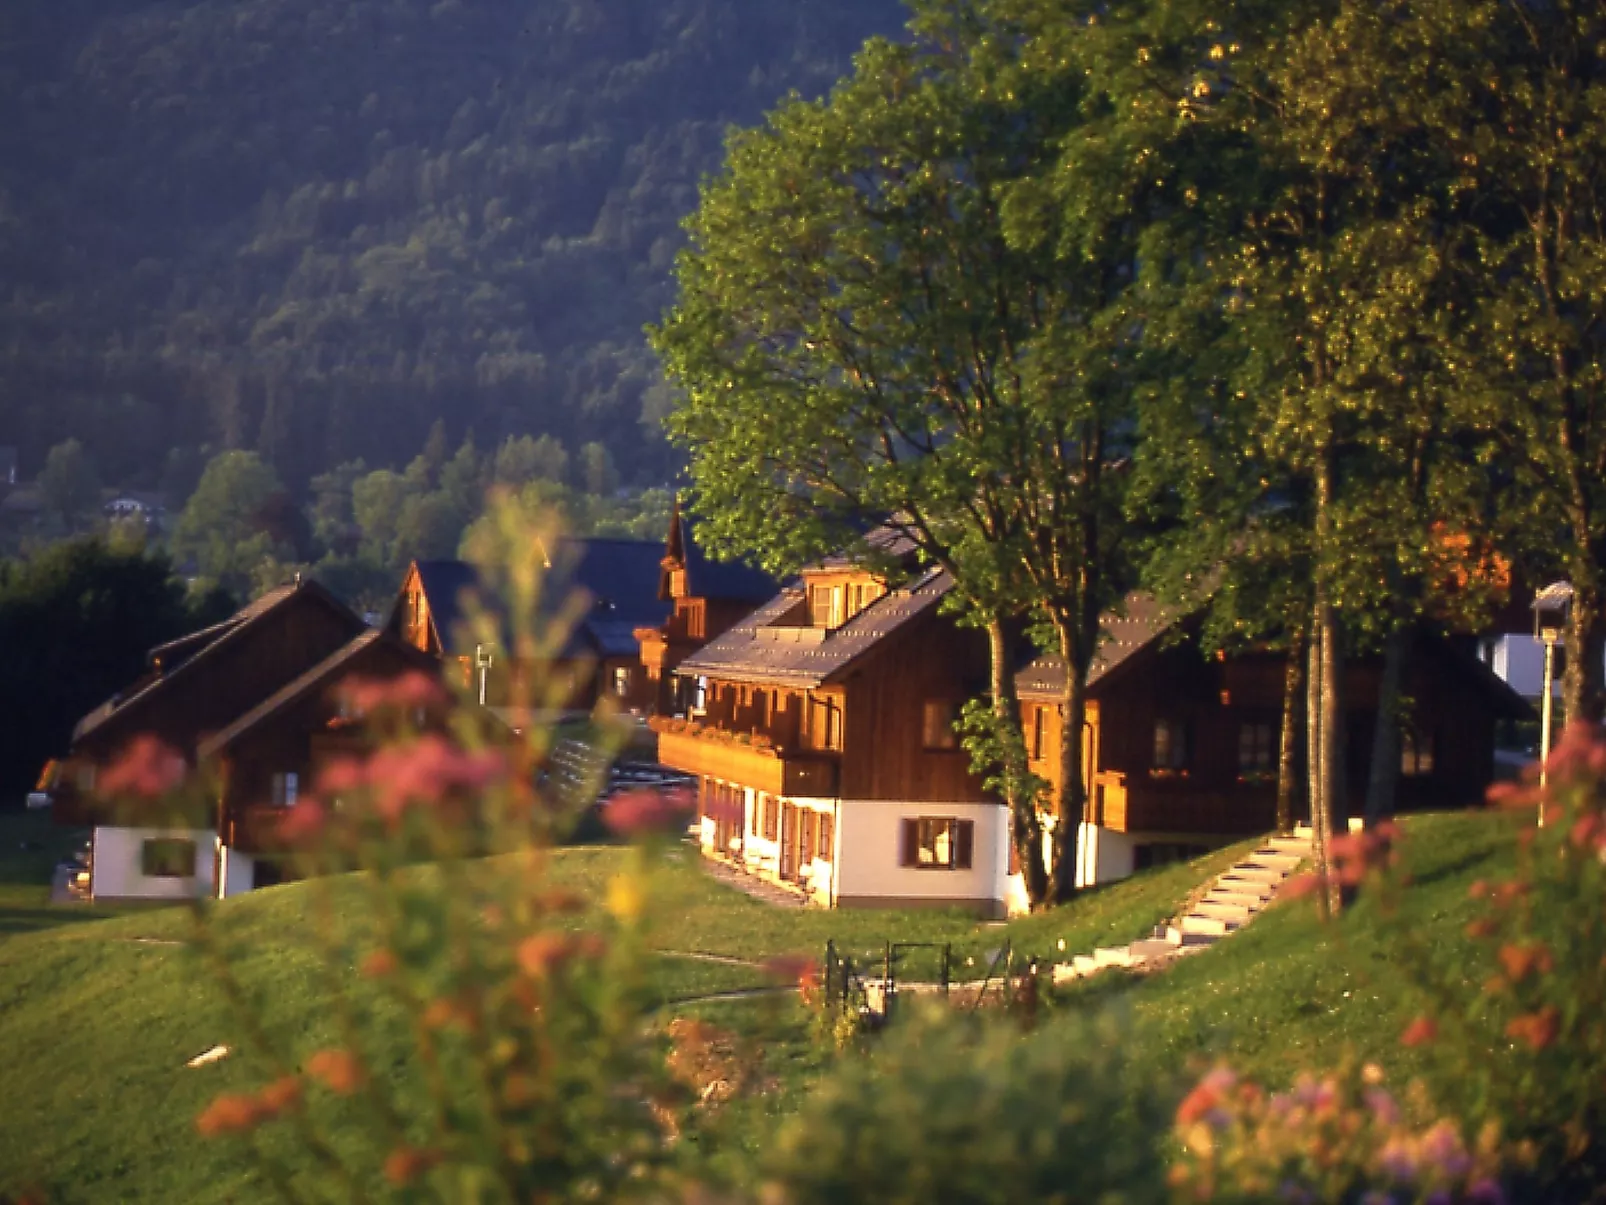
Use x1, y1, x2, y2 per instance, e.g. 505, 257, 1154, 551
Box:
652, 722, 838, 799
1090, 770, 1274, 835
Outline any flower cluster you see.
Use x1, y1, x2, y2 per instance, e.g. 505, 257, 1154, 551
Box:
1169, 1062, 1504, 1204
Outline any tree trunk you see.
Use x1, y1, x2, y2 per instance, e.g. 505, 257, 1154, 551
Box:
988, 616, 1048, 906
1049, 613, 1089, 904
1306, 609, 1330, 920
1277, 628, 1305, 835
1564, 584, 1606, 728
1317, 592, 1346, 915
1364, 624, 1409, 826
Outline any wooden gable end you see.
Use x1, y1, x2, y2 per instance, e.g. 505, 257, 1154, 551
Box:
385, 563, 437, 655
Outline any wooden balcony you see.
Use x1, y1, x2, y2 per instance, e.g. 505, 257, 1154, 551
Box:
1091, 772, 1274, 836
654, 726, 838, 798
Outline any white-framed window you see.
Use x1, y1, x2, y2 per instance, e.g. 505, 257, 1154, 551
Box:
899, 817, 975, 870
613, 666, 632, 696
271, 772, 299, 807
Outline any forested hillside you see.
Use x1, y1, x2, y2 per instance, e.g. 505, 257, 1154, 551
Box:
0, 0, 905, 493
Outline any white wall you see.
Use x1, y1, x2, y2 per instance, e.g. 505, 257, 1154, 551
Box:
217, 845, 256, 898
834, 801, 1009, 910
92, 826, 216, 900
1074, 822, 1137, 889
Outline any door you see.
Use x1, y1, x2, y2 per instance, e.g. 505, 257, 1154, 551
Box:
780, 804, 798, 881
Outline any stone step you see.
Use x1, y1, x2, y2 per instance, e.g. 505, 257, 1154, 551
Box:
1206, 890, 1267, 912
1167, 923, 1220, 947
1181, 913, 1237, 937
1094, 946, 1138, 968
1243, 851, 1303, 872
1222, 866, 1286, 887
1215, 875, 1277, 898
1052, 962, 1080, 986
1194, 900, 1254, 924
1072, 954, 1101, 976
1128, 937, 1180, 961
1265, 835, 1314, 855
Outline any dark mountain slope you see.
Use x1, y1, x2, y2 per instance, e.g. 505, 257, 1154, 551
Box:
0, 0, 906, 490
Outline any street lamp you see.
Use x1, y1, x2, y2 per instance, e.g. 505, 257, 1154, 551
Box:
475, 643, 495, 709
1533, 581, 1573, 810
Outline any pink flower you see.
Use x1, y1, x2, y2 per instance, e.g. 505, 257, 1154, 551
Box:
100, 735, 186, 798
1364, 1087, 1401, 1127
316, 757, 367, 796
279, 800, 327, 846
336, 671, 446, 714
1400, 1016, 1439, 1047
604, 787, 694, 837
1419, 1120, 1471, 1180
365, 736, 507, 824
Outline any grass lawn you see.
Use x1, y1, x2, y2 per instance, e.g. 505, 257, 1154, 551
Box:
0, 809, 1522, 1203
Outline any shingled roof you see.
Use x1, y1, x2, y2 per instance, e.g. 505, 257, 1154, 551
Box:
398, 539, 672, 660
678, 565, 953, 688
1015, 593, 1179, 701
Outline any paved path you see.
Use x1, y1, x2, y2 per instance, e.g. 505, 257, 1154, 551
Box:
698, 857, 809, 908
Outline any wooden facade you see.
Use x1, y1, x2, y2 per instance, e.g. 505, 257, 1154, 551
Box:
653, 539, 1009, 914
1019, 612, 1531, 881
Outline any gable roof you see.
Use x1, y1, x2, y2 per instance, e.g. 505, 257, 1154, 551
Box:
667, 505, 776, 603
74, 579, 362, 743
1016, 594, 1178, 701
197, 630, 436, 760
679, 565, 953, 688
396, 540, 672, 660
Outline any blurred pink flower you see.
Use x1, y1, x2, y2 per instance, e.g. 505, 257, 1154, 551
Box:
279, 800, 327, 846
365, 736, 507, 824
337, 671, 446, 714
604, 787, 694, 837
101, 735, 187, 798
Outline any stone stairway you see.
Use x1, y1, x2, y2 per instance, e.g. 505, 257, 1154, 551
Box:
1051, 833, 1312, 986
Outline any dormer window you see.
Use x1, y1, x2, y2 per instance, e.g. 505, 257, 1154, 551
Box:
809, 584, 843, 628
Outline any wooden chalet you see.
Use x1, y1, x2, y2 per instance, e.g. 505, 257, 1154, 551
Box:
1018, 597, 1533, 888
55, 579, 371, 900
634, 501, 776, 716
386, 540, 670, 714
651, 533, 1007, 915
198, 629, 440, 895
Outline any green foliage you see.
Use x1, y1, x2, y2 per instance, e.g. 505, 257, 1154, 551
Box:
171, 451, 287, 595
38, 438, 103, 533
766, 1008, 1170, 1205
0, 537, 233, 793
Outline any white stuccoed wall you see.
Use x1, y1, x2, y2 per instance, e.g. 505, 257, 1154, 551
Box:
833, 801, 1010, 909
92, 826, 216, 900
217, 845, 257, 897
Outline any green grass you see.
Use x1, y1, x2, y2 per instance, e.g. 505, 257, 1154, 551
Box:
0, 812, 1520, 1203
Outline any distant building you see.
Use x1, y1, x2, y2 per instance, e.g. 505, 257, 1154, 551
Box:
0, 447, 16, 485
386, 539, 670, 714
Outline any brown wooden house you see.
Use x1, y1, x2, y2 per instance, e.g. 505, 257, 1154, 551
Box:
198, 629, 441, 895
1018, 597, 1532, 887
386, 539, 670, 715
635, 501, 776, 716
55, 579, 370, 900
652, 532, 1008, 914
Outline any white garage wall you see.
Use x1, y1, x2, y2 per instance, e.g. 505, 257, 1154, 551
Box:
92, 826, 216, 900
218, 846, 257, 898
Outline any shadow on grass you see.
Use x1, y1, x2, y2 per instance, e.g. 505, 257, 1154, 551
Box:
0, 906, 129, 935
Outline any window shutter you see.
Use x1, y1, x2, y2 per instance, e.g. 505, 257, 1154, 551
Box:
900, 819, 919, 868
819, 815, 834, 859
955, 820, 974, 870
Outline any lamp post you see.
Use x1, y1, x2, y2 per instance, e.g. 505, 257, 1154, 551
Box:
1533, 582, 1574, 815
475, 643, 495, 708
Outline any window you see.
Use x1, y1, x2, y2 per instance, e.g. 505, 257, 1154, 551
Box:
1401, 728, 1436, 777
1238, 721, 1276, 777
1152, 719, 1189, 772
271, 772, 299, 807
900, 818, 975, 870
801, 810, 818, 864
1031, 707, 1047, 761
763, 794, 780, 841
612, 666, 632, 697
810, 697, 842, 751
816, 813, 834, 860
923, 699, 959, 750
141, 838, 196, 879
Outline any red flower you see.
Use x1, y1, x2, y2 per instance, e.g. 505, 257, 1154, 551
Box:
360, 949, 398, 978
1400, 1015, 1439, 1047
305, 1048, 364, 1095
762, 954, 819, 988
195, 1093, 263, 1137
101, 735, 186, 798
365, 736, 507, 824
1281, 872, 1323, 900
517, 932, 577, 978
383, 1145, 439, 1186
604, 787, 694, 837
1176, 1083, 1222, 1127
1497, 942, 1554, 984
1506, 1006, 1561, 1050
279, 800, 327, 846
255, 1076, 303, 1117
